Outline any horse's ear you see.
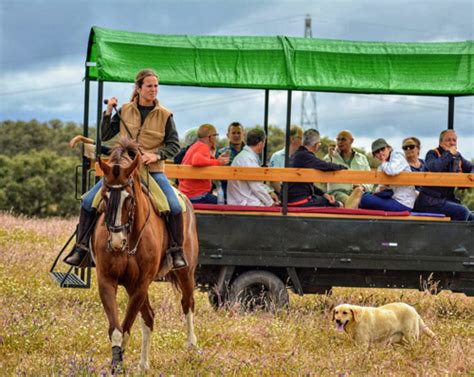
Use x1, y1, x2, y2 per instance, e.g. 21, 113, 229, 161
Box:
124, 152, 140, 177
98, 157, 111, 176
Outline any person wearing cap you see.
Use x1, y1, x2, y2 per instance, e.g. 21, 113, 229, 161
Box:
323, 130, 372, 209
359, 138, 417, 212
287, 129, 347, 207
179, 123, 230, 204
402, 137, 425, 172
414, 129, 473, 221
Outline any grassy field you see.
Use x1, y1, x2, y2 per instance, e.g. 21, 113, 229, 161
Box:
0, 212, 473, 376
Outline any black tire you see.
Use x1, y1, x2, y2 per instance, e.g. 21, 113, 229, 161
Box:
229, 270, 289, 312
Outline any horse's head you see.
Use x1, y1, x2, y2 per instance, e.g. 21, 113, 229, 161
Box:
98, 138, 141, 252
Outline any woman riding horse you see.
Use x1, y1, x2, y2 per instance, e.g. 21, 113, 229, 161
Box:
64, 68, 187, 270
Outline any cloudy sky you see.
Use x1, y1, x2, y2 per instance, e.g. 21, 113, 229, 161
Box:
1, 0, 473, 158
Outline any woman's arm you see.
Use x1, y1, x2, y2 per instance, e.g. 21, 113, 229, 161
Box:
157, 116, 181, 160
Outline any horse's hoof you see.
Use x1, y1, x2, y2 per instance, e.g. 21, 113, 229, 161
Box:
111, 346, 124, 374
139, 361, 150, 371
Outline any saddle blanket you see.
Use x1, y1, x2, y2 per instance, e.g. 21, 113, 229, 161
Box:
91, 169, 187, 215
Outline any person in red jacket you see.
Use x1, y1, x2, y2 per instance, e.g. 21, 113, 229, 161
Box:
179, 124, 229, 203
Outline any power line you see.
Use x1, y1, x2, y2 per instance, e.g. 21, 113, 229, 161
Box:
0, 82, 83, 96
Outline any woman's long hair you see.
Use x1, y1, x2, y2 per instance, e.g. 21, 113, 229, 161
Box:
130, 69, 159, 102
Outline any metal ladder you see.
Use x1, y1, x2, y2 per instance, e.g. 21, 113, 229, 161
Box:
49, 226, 91, 288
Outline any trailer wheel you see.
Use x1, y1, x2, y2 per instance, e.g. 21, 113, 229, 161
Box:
229, 270, 289, 312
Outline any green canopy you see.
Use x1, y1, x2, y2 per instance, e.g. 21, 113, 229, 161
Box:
87, 26, 474, 96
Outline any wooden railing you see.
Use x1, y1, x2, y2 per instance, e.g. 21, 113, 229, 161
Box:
164, 165, 474, 188
93, 162, 473, 187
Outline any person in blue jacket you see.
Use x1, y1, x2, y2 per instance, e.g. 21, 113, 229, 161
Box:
414, 129, 473, 221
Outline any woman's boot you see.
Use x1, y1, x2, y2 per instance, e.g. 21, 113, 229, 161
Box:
63, 208, 97, 267
167, 212, 187, 270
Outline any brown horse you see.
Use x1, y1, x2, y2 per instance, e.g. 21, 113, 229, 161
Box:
93, 138, 198, 372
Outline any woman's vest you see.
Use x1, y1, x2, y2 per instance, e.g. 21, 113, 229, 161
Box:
119, 100, 171, 172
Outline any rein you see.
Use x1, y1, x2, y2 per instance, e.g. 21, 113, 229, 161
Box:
104, 176, 151, 255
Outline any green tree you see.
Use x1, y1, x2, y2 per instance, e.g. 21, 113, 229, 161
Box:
0, 151, 79, 217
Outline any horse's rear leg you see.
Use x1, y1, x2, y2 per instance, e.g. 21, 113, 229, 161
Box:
175, 271, 197, 347
97, 277, 123, 373
138, 294, 155, 371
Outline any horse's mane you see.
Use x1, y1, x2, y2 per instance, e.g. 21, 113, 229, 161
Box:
109, 137, 140, 165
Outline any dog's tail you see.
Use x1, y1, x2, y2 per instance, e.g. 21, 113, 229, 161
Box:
419, 317, 435, 338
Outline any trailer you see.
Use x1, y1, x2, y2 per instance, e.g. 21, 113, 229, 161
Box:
51, 27, 474, 311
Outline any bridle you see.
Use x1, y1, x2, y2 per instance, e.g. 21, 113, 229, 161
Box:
103, 176, 150, 255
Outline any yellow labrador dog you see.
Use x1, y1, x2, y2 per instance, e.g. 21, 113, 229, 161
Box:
333, 303, 435, 347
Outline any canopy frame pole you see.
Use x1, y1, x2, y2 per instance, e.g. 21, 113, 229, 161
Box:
81, 75, 90, 195
448, 96, 455, 130
95, 81, 104, 183
263, 89, 270, 165
282, 90, 292, 215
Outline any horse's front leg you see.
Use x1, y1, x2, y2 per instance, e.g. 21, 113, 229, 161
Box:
97, 277, 124, 373
120, 283, 150, 365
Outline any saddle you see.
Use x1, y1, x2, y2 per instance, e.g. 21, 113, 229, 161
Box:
90, 169, 187, 216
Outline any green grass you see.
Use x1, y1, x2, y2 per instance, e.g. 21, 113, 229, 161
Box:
0, 213, 473, 376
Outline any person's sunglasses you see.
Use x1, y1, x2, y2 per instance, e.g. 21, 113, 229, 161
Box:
373, 147, 385, 156
402, 145, 416, 151
208, 133, 219, 138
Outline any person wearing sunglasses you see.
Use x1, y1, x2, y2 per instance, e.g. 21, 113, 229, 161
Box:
179, 123, 230, 204
359, 138, 417, 212
402, 137, 425, 172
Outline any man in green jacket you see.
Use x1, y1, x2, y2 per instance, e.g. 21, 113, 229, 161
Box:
323, 130, 372, 208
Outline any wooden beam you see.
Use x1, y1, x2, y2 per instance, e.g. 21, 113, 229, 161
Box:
94, 162, 474, 187
164, 165, 474, 188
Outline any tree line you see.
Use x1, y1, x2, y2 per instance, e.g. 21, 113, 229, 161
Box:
0, 120, 472, 217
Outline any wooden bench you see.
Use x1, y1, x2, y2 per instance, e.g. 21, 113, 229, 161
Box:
192, 204, 451, 221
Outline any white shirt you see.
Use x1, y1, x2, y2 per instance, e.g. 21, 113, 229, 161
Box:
227, 146, 274, 206
379, 150, 417, 209
269, 148, 285, 168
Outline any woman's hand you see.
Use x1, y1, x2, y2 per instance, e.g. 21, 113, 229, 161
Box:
142, 152, 159, 165
105, 97, 118, 114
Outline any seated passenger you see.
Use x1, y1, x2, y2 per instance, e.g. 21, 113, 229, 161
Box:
269, 125, 304, 168
323, 130, 372, 209
269, 125, 304, 194
360, 138, 417, 212
216, 122, 246, 202
287, 129, 347, 207
179, 123, 229, 204
402, 137, 425, 172
227, 129, 278, 206
414, 129, 473, 221
174, 128, 198, 165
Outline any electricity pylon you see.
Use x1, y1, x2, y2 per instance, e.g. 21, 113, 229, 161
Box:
300, 14, 318, 130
